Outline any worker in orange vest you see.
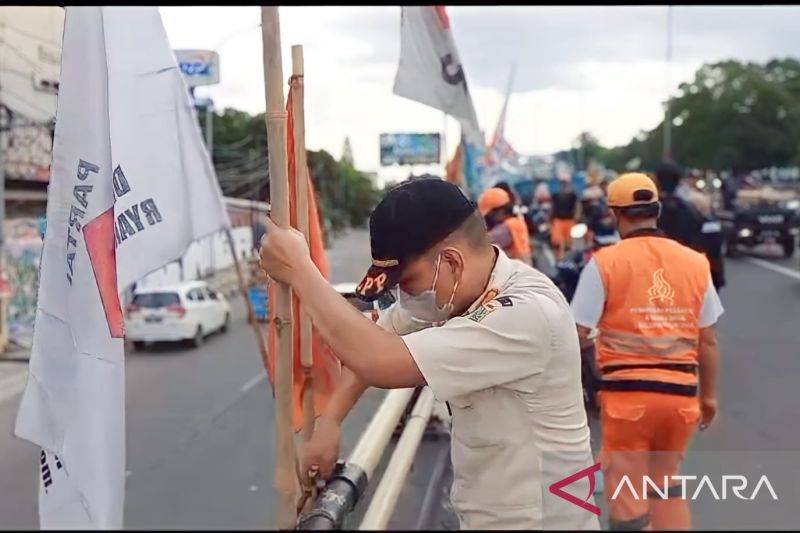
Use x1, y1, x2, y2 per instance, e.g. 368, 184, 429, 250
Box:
551, 175, 581, 260
569, 173, 723, 531
478, 187, 533, 265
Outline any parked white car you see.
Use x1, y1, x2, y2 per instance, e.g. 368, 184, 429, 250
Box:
126, 281, 231, 350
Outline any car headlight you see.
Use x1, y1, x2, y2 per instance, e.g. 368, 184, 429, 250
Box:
784, 199, 800, 211
570, 223, 588, 240
738, 228, 753, 238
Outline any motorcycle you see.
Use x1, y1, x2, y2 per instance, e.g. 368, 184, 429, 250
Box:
551, 222, 619, 416
552, 223, 619, 300
530, 203, 552, 245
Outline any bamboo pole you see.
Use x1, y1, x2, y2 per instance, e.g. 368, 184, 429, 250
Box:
224, 229, 269, 370
261, 7, 297, 529
290, 45, 315, 445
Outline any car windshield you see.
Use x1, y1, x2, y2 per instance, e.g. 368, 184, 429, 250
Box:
132, 292, 180, 308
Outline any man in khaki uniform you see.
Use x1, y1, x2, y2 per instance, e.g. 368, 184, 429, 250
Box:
259, 178, 599, 530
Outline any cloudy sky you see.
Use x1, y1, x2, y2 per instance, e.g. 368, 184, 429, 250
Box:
160, 5, 800, 180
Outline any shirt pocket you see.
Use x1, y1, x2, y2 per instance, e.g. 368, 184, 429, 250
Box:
450, 438, 541, 510
449, 390, 506, 448
448, 392, 540, 510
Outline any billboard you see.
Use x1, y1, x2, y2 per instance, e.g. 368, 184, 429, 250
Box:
174, 49, 220, 87
380, 133, 441, 166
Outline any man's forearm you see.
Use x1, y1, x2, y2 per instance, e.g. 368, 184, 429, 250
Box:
288, 265, 424, 389
322, 366, 369, 425
698, 327, 720, 399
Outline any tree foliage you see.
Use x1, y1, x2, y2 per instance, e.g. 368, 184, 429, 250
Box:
206, 107, 380, 235
571, 58, 800, 173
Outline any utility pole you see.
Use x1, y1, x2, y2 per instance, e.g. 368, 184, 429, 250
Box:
204, 99, 214, 275
0, 85, 8, 353
662, 5, 674, 162
206, 101, 214, 158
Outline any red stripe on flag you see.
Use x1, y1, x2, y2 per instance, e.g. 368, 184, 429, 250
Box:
83, 208, 124, 338
434, 6, 450, 29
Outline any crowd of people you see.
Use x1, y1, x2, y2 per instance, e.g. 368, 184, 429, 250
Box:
478, 163, 726, 291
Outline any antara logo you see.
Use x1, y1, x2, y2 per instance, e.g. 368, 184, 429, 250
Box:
548, 463, 601, 516
550, 463, 779, 515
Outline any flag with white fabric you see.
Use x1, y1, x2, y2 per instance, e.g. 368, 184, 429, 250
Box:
393, 6, 483, 145
14, 6, 230, 528
485, 64, 525, 188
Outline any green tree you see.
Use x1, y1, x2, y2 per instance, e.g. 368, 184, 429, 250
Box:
207, 108, 269, 199
569, 58, 800, 173
202, 107, 381, 236
307, 150, 380, 236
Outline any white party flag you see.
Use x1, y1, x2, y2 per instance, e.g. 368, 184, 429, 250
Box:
14, 6, 230, 528
393, 6, 483, 144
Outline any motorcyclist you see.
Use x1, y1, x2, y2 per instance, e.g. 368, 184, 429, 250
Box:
655, 161, 725, 290
580, 164, 605, 225
655, 161, 705, 249
495, 181, 536, 236
478, 187, 534, 266
551, 176, 581, 260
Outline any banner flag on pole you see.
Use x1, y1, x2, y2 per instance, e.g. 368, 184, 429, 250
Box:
485, 63, 524, 188
266, 90, 341, 433
393, 6, 483, 145
14, 6, 230, 528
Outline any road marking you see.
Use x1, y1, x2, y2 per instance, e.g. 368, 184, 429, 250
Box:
745, 258, 800, 281
0, 368, 29, 406
240, 372, 267, 393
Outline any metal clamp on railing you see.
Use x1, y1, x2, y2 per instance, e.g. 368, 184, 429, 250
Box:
297, 388, 416, 530
297, 461, 367, 530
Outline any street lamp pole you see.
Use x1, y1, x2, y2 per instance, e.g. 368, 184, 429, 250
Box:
663, 5, 674, 162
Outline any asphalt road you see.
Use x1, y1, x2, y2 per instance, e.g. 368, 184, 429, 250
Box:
0, 231, 799, 529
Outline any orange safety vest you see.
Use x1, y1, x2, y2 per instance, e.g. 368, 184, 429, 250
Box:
593, 229, 710, 396
503, 215, 532, 262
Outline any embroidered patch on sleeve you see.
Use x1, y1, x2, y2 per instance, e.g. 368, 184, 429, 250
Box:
467, 305, 495, 323
495, 296, 514, 307
467, 294, 514, 323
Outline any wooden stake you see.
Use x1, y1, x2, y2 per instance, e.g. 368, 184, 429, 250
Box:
290, 45, 315, 445
224, 229, 269, 371
261, 7, 297, 529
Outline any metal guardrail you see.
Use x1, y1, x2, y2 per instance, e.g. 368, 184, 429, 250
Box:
359, 387, 435, 530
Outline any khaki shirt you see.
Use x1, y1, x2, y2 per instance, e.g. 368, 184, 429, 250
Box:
379, 249, 599, 530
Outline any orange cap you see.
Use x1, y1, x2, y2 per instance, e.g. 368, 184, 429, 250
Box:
607, 172, 659, 208
478, 187, 511, 215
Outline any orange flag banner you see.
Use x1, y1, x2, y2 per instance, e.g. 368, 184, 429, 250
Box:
267, 91, 341, 433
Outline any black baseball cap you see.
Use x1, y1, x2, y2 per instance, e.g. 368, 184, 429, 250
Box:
355, 178, 477, 302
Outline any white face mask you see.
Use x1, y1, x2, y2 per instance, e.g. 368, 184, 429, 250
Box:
398, 254, 460, 325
